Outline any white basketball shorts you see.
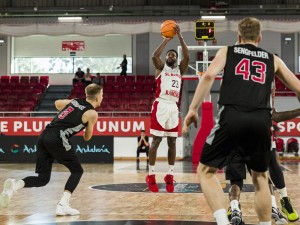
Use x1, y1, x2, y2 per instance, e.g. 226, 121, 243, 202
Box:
150, 99, 179, 137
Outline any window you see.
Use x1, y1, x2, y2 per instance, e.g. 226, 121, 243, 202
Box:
13, 57, 132, 74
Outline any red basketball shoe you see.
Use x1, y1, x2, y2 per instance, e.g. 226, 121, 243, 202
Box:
145, 174, 159, 192
164, 174, 175, 193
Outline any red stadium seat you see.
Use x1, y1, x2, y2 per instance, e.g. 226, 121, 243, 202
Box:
275, 138, 284, 153
29, 76, 39, 83
0, 95, 7, 101
134, 85, 144, 93
10, 76, 20, 83
19, 105, 34, 112
20, 76, 30, 83
116, 76, 125, 82
145, 75, 155, 83
40, 76, 49, 85
123, 86, 133, 93
106, 76, 116, 83
287, 137, 299, 154
126, 76, 135, 82
144, 85, 153, 93
136, 76, 146, 82
0, 75, 10, 83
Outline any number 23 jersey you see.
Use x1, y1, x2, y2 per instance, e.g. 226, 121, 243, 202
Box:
155, 64, 181, 103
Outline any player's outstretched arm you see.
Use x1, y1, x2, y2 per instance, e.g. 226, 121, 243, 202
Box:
55, 99, 73, 111
272, 108, 300, 123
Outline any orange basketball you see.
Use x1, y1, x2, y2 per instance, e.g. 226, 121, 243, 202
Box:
160, 20, 177, 38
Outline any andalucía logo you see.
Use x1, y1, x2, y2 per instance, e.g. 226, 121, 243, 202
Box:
76, 145, 110, 154
11, 144, 20, 154
23, 145, 37, 153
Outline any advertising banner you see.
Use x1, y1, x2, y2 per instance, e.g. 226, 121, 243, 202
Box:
62, 41, 85, 51
277, 119, 300, 136
0, 117, 182, 137
0, 136, 113, 163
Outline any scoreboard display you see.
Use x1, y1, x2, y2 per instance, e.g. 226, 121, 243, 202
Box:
195, 20, 215, 40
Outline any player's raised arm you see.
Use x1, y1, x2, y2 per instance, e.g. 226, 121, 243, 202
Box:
174, 25, 190, 74
152, 37, 172, 73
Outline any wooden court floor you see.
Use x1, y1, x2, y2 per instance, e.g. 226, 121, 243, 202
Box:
0, 160, 299, 225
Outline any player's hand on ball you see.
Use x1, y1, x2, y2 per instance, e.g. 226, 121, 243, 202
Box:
162, 36, 173, 41
182, 110, 198, 133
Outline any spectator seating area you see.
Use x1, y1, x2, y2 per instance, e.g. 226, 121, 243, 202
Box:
275, 137, 285, 154
0, 75, 49, 116
69, 75, 156, 116
276, 137, 299, 156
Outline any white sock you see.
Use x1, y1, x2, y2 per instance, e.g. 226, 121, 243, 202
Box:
149, 165, 155, 175
213, 209, 230, 225
168, 165, 174, 175
15, 180, 25, 191
58, 191, 72, 206
259, 221, 271, 225
278, 187, 288, 198
230, 200, 240, 211
271, 195, 278, 208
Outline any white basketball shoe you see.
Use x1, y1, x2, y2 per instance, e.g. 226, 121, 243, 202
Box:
0, 178, 17, 208
56, 203, 80, 216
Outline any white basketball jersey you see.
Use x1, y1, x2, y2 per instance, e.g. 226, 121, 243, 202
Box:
155, 64, 181, 103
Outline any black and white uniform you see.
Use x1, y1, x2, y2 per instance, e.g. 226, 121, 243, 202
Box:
200, 44, 274, 172
23, 99, 95, 193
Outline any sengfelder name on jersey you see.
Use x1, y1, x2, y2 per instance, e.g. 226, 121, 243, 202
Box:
234, 46, 269, 59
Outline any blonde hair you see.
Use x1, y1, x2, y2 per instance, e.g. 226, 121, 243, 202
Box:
85, 83, 102, 100
238, 17, 261, 42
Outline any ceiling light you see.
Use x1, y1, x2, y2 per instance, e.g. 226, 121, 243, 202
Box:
58, 17, 83, 22
201, 15, 226, 20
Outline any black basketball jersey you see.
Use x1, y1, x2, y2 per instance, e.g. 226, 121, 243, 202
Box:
218, 44, 274, 111
47, 99, 94, 140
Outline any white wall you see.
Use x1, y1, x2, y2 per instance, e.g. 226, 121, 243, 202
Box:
274, 96, 299, 111
14, 35, 132, 57
114, 137, 183, 158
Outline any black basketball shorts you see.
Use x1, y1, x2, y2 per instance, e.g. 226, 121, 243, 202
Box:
200, 105, 272, 172
225, 152, 247, 181
35, 128, 80, 174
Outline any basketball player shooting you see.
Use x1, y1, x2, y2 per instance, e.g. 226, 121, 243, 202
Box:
146, 24, 189, 193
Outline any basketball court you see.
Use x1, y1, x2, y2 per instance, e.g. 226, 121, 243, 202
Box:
0, 160, 299, 225
0, 3, 300, 225
1, 35, 300, 225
